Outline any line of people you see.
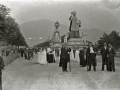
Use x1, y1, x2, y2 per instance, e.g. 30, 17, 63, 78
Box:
20, 48, 34, 60
59, 42, 116, 72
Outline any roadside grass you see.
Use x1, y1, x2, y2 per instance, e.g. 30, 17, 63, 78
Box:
3, 52, 20, 66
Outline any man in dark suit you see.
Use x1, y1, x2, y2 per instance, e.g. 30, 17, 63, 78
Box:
30, 49, 33, 58
24, 48, 28, 60
27, 48, 31, 60
67, 47, 71, 71
67, 47, 71, 63
61, 44, 69, 72
86, 42, 97, 71
101, 43, 109, 71
108, 44, 116, 72
79, 48, 86, 67
0, 54, 4, 90
20, 48, 24, 57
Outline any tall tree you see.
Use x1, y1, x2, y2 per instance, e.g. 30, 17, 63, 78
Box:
98, 30, 120, 49
0, 4, 27, 55
109, 30, 120, 49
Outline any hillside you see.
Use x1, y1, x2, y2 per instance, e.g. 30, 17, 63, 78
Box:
20, 19, 110, 47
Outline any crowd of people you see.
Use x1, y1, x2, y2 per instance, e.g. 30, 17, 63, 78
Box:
19, 47, 56, 65
0, 42, 116, 90
19, 48, 34, 60
19, 42, 116, 73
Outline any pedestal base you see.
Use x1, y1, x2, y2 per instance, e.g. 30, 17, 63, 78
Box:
67, 38, 88, 49
50, 42, 62, 48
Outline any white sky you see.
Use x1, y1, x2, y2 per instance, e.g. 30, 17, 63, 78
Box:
1, 0, 120, 31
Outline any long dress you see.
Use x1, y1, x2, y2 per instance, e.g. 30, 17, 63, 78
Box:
58, 49, 61, 61
38, 52, 42, 63
39, 50, 47, 65
53, 50, 56, 61
70, 49, 74, 61
75, 50, 80, 62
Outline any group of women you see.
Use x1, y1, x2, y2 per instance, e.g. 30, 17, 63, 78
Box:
37, 48, 56, 65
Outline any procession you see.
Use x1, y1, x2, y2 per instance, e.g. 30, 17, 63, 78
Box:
22, 42, 115, 72
1, 0, 120, 90
18, 11, 116, 73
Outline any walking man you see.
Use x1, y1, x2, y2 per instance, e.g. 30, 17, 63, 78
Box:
108, 44, 116, 72
101, 43, 109, 71
61, 44, 68, 72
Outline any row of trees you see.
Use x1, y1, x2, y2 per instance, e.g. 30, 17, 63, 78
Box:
0, 4, 27, 48
97, 30, 120, 49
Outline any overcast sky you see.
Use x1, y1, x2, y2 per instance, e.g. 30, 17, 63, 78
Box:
1, 0, 120, 31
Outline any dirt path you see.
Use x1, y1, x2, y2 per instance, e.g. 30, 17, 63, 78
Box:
2, 55, 120, 90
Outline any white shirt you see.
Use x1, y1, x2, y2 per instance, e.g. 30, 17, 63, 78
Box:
104, 46, 106, 50
47, 48, 51, 53
90, 47, 95, 53
109, 48, 111, 51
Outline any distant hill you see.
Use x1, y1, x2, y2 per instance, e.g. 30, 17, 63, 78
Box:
20, 19, 68, 47
20, 19, 110, 47
80, 28, 111, 44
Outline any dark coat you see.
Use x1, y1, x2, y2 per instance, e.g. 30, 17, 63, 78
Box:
61, 47, 68, 59
0, 56, 4, 75
59, 47, 68, 67
108, 47, 116, 57
101, 47, 109, 56
86, 46, 97, 66
101, 46, 109, 66
79, 50, 84, 65
67, 48, 71, 62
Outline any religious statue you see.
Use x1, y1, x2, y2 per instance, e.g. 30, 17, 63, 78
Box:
64, 34, 68, 43
81, 32, 86, 42
52, 21, 61, 43
69, 11, 81, 38
53, 31, 60, 43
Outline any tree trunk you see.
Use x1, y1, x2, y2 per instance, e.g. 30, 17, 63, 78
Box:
4, 40, 7, 56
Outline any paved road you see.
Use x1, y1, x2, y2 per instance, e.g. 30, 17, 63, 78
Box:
2, 55, 120, 90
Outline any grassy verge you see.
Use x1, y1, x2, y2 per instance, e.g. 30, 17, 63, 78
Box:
3, 52, 20, 66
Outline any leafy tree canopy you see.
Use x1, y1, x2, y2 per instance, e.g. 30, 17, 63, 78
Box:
98, 30, 120, 49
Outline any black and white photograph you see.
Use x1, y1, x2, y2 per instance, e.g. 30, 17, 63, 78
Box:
0, 0, 120, 90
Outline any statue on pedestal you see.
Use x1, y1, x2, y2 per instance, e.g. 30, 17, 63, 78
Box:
52, 21, 61, 44
64, 34, 68, 43
69, 11, 81, 38
81, 32, 86, 42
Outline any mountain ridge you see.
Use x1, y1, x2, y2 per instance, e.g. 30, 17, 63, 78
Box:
20, 19, 110, 47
